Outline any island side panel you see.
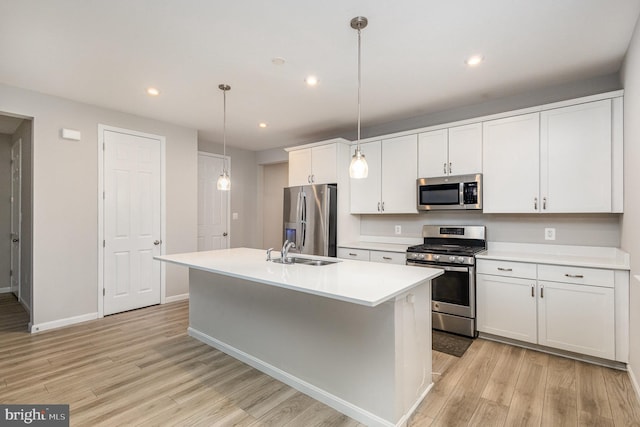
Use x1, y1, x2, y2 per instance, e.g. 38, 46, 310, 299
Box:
394, 282, 432, 422
188, 268, 399, 424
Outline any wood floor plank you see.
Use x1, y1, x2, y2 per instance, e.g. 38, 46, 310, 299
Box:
467, 397, 508, 427
430, 339, 502, 427
602, 367, 640, 427
577, 361, 614, 424
253, 391, 319, 426
541, 355, 578, 427
503, 349, 548, 427
481, 343, 525, 406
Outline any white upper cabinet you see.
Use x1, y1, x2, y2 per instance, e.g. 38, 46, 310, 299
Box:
482, 113, 541, 213
288, 143, 338, 186
482, 97, 622, 214
418, 123, 482, 178
350, 135, 418, 214
541, 100, 612, 213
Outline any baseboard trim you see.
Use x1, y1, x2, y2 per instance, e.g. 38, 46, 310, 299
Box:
188, 326, 413, 427
30, 312, 98, 333
628, 365, 640, 405
165, 293, 189, 303
0, 287, 11, 294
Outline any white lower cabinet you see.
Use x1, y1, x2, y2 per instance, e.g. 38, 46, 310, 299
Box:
338, 247, 406, 265
477, 260, 617, 360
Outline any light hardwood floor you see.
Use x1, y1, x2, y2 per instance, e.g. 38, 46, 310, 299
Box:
2, 293, 640, 426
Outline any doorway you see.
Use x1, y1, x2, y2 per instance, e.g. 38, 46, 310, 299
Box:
0, 113, 33, 328
10, 139, 21, 298
197, 152, 230, 251
98, 125, 165, 316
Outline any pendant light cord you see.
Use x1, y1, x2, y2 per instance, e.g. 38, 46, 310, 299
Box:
223, 87, 227, 169
357, 27, 362, 151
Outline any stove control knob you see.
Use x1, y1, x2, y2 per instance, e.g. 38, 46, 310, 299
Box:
433, 255, 440, 261
457, 257, 465, 263
449, 256, 456, 262
418, 254, 425, 260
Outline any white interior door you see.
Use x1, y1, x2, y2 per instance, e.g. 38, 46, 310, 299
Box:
103, 129, 162, 315
10, 139, 21, 298
197, 152, 229, 251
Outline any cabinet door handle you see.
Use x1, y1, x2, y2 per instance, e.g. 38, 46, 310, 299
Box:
383, 256, 392, 260
381, 201, 385, 212
540, 286, 544, 298
311, 174, 315, 183
377, 202, 381, 212
497, 267, 513, 272
348, 252, 357, 256
543, 197, 547, 210
449, 162, 452, 174
531, 285, 535, 297
534, 197, 538, 210
565, 273, 584, 278
443, 162, 447, 174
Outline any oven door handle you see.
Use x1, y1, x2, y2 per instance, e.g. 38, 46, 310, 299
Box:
437, 265, 470, 273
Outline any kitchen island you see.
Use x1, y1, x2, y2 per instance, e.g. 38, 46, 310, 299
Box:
155, 248, 442, 427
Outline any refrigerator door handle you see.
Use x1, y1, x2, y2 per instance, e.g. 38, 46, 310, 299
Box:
300, 192, 307, 250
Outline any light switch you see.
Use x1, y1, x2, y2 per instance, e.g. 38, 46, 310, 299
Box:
232, 212, 238, 220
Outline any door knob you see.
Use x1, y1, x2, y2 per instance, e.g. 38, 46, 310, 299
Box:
153, 240, 161, 245
223, 232, 228, 237
12, 239, 19, 243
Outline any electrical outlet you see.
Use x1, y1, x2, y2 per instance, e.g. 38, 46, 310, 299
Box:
545, 228, 556, 241
394, 225, 402, 235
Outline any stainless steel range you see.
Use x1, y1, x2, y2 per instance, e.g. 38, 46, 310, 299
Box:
406, 225, 486, 337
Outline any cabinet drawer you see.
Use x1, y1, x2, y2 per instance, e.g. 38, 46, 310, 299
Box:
337, 248, 370, 262
476, 259, 537, 279
537, 264, 614, 288
370, 250, 406, 265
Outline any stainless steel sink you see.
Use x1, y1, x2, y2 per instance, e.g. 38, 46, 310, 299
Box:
271, 257, 340, 266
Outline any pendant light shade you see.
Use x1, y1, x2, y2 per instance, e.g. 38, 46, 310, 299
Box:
217, 84, 231, 191
349, 16, 369, 179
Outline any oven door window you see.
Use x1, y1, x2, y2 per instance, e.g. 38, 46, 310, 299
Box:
432, 270, 470, 306
420, 183, 460, 205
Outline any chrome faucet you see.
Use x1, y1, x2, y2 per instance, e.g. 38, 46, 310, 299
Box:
281, 240, 296, 262
266, 248, 274, 261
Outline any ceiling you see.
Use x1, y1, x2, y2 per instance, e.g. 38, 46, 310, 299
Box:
1, 1, 639, 151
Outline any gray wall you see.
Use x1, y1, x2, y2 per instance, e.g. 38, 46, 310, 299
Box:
0, 134, 11, 287
621, 14, 640, 393
0, 83, 198, 326
198, 140, 260, 249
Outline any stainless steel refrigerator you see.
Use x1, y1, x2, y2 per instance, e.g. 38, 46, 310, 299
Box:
283, 184, 337, 257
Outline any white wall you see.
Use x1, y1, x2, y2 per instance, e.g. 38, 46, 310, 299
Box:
621, 14, 640, 392
0, 134, 11, 288
261, 162, 288, 250
0, 83, 198, 326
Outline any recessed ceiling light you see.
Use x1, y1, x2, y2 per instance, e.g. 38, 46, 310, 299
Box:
465, 55, 484, 67
259, 122, 268, 128
305, 75, 319, 86
272, 57, 286, 65
146, 87, 160, 96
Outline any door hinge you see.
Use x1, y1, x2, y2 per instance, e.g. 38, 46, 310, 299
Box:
103, 288, 105, 296
103, 142, 105, 151
103, 240, 105, 248
9, 269, 12, 277
103, 191, 105, 200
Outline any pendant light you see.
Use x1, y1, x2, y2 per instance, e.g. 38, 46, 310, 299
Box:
217, 84, 231, 191
349, 16, 369, 179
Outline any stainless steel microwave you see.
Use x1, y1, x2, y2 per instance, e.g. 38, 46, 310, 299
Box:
417, 174, 482, 211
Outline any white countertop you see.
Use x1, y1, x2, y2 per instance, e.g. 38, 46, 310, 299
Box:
477, 242, 630, 270
156, 248, 442, 307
